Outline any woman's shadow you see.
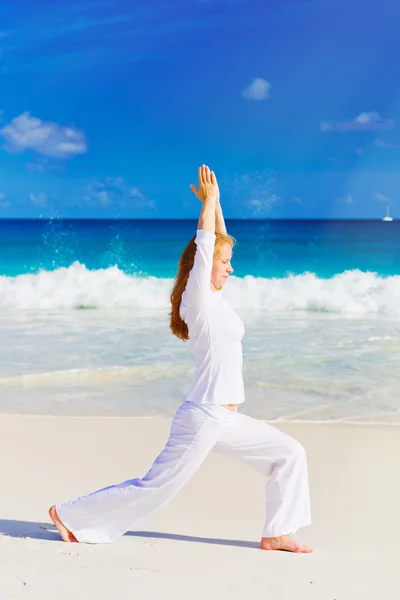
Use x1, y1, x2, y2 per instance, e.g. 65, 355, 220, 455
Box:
0, 519, 259, 549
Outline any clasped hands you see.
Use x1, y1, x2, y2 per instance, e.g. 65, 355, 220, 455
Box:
190, 164, 220, 204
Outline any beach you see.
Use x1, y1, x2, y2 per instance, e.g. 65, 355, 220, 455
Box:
1, 217, 399, 598
0, 413, 399, 599
2, 0, 400, 593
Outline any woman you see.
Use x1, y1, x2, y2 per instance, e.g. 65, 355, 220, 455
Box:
49, 165, 312, 552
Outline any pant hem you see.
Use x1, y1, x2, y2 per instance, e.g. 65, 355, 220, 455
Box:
262, 518, 312, 539
55, 504, 86, 543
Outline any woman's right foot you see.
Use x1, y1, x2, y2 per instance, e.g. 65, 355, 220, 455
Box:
48, 505, 78, 543
260, 535, 312, 553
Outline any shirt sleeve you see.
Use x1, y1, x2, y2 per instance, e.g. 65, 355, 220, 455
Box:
183, 229, 215, 308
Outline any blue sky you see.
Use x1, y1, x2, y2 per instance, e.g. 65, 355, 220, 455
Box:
1, 0, 400, 219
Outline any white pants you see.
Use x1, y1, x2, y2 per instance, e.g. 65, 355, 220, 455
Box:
56, 402, 311, 543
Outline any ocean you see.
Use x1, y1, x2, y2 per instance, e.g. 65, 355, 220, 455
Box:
1, 218, 399, 424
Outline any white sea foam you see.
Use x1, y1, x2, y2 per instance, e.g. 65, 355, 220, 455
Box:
0, 307, 399, 422
0, 364, 188, 388
1, 262, 400, 316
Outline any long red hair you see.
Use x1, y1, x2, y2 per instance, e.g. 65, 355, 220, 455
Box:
169, 232, 235, 341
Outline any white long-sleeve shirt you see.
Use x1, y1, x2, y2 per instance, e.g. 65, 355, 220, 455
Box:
180, 229, 245, 406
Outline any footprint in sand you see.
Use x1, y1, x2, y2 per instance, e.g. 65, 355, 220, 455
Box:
55, 548, 80, 556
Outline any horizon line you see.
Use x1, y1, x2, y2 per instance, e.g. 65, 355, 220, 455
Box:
0, 217, 396, 222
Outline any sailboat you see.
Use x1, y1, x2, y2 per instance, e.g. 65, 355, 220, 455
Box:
382, 204, 393, 222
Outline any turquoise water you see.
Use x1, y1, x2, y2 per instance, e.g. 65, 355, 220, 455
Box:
0, 218, 399, 423
1, 218, 399, 278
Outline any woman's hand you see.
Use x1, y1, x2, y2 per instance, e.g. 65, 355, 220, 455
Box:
190, 165, 220, 203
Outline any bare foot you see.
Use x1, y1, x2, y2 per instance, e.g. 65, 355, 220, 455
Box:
260, 535, 312, 553
48, 505, 78, 543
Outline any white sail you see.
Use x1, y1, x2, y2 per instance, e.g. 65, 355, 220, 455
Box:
382, 204, 393, 222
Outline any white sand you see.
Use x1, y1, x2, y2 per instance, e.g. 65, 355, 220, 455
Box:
0, 413, 399, 599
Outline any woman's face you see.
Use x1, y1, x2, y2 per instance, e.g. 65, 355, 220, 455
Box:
211, 243, 234, 290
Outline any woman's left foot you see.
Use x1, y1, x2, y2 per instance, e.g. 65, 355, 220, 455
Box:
49, 505, 78, 543
260, 535, 312, 553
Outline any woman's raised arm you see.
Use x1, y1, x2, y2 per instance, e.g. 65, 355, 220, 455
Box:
183, 166, 218, 307
194, 165, 218, 233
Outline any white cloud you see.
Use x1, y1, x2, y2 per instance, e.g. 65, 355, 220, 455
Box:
374, 138, 400, 149
130, 187, 144, 198
0, 112, 88, 158
128, 186, 155, 208
25, 162, 47, 173
334, 194, 353, 206
29, 192, 47, 207
292, 196, 312, 209
86, 177, 125, 207
96, 190, 112, 206
85, 177, 155, 212
375, 192, 390, 203
242, 78, 271, 101
0, 192, 9, 208
321, 112, 394, 133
